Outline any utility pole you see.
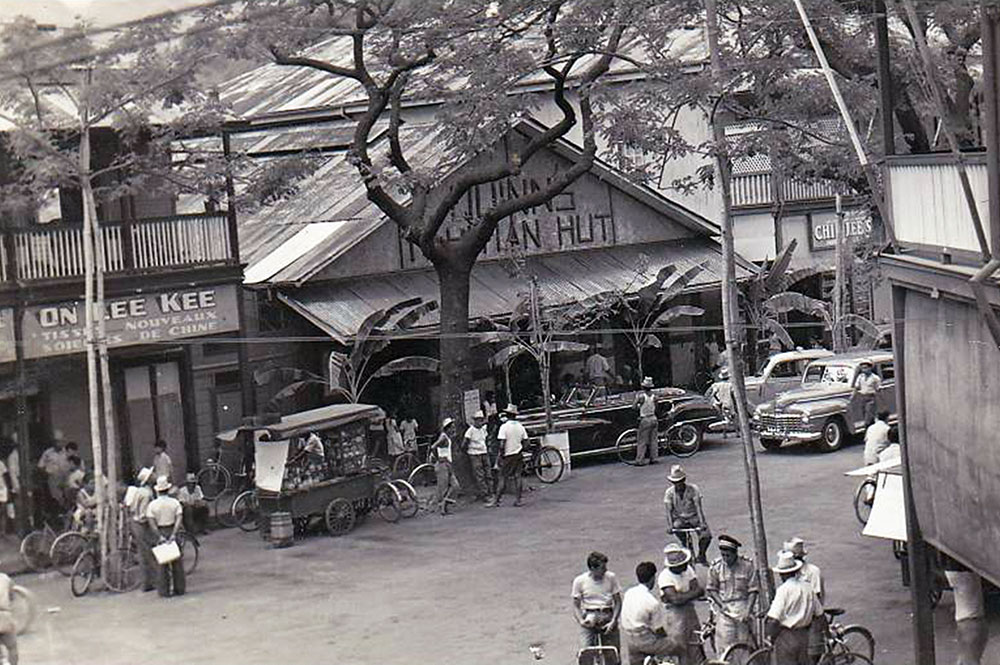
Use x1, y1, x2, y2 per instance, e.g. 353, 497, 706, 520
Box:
703, 0, 773, 602
96, 224, 119, 555
834, 195, 846, 352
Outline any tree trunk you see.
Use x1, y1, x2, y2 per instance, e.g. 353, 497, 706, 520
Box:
95, 220, 119, 555
436, 263, 475, 489
705, 0, 774, 604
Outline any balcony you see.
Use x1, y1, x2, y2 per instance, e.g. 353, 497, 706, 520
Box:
731, 171, 843, 209
1, 213, 234, 283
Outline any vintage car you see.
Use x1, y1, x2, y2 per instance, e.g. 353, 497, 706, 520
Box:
752, 350, 897, 452
519, 384, 722, 460
744, 349, 835, 409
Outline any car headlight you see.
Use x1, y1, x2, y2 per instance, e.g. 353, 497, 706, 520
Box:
752, 411, 761, 421
800, 413, 810, 424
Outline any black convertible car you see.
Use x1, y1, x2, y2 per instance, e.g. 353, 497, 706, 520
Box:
518, 384, 722, 461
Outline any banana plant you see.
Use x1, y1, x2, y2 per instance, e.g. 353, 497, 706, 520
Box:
256, 298, 440, 409
762, 292, 882, 353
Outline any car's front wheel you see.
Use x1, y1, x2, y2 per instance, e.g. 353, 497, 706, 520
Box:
759, 437, 782, 451
816, 417, 846, 452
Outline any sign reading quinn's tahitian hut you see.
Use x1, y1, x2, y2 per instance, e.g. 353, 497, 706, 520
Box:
21, 284, 240, 359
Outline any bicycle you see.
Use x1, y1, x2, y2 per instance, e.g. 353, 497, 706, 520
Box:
70, 536, 142, 597
669, 527, 704, 558
744, 608, 874, 665
20, 513, 73, 571
853, 477, 876, 525
616, 421, 703, 465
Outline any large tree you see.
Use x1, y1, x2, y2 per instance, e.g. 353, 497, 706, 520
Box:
203, 0, 701, 422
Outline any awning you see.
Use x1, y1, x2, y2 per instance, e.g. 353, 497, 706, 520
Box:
281, 238, 750, 340
216, 403, 382, 442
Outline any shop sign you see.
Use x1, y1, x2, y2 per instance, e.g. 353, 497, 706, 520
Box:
810, 212, 873, 250
0, 309, 14, 363
21, 284, 240, 359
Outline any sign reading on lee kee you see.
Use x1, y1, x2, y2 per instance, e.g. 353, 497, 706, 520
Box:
811, 212, 873, 250
21, 284, 240, 359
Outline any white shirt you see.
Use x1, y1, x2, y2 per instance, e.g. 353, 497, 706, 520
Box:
128, 486, 153, 522
767, 577, 823, 629
863, 420, 891, 465
146, 494, 183, 527
6, 450, 18, 494
586, 353, 610, 379
152, 451, 173, 481
571, 571, 622, 611
621, 584, 665, 632
434, 433, 453, 463
400, 420, 418, 442
177, 485, 205, 505
798, 562, 824, 601
498, 420, 529, 456
658, 566, 697, 594
854, 372, 881, 395
464, 425, 488, 455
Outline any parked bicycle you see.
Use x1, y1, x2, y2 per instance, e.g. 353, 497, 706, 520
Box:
20, 513, 73, 571
616, 421, 703, 465
199, 441, 254, 501
744, 607, 874, 665
853, 477, 877, 525
70, 536, 141, 597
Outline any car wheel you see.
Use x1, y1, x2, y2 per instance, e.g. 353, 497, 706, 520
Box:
759, 437, 782, 451
817, 417, 845, 452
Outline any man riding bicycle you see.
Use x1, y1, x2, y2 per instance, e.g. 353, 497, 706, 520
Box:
663, 464, 712, 565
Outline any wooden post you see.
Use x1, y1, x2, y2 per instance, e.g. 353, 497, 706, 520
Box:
704, 0, 773, 602
892, 284, 936, 665
834, 195, 846, 352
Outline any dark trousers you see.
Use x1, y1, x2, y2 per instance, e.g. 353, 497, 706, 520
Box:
154, 526, 185, 597
468, 454, 492, 498
183, 504, 209, 535
494, 453, 523, 503
773, 625, 811, 665
130, 520, 156, 591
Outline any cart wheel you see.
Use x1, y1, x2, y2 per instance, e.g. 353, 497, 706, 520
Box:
375, 482, 402, 523
392, 480, 419, 518
324, 498, 356, 536
407, 463, 438, 509
232, 490, 260, 532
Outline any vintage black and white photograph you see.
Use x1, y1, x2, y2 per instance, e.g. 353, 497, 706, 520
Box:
0, 0, 994, 663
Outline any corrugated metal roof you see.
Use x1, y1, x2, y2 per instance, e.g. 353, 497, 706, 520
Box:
282, 238, 747, 339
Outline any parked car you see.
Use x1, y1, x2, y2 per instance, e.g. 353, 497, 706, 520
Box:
519, 384, 722, 460
752, 350, 897, 452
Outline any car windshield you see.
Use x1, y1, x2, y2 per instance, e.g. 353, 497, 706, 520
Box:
803, 363, 855, 386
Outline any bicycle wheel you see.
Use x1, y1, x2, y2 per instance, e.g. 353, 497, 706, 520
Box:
104, 548, 141, 593
407, 463, 438, 508
70, 551, 96, 597
392, 452, 418, 479
232, 490, 260, 532
197, 464, 231, 501
853, 479, 876, 525
819, 651, 873, 665
722, 642, 754, 664
374, 482, 402, 523
837, 626, 875, 662
50, 531, 89, 577
20, 530, 52, 571
615, 428, 639, 465
744, 647, 772, 665
392, 480, 419, 518
666, 423, 702, 457
177, 532, 200, 575
533, 446, 565, 483
214, 488, 238, 528
11, 585, 38, 635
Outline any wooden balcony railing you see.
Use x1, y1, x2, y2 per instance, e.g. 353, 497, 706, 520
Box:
731, 171, 842, 208
4, 213, 233, 283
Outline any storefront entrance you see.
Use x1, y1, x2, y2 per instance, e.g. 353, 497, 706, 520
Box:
122, 361, 186, 484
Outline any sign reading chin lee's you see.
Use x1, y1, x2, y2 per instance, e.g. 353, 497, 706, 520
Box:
21, 284, 240, 359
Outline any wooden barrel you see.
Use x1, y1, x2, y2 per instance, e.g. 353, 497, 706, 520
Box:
269, 512, 294, 547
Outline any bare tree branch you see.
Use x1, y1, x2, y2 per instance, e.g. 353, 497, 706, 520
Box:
268, 43, 363, 81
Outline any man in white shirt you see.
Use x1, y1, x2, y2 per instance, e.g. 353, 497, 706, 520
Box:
852, 361, 881, 425
151, 440, 173, 485
146, 475, 185, 597
571, 551, 623, 651
766, 550, 823, 665
400, 416, 418, 453
634, 377, 659, 465
463, 411, 491, 501
126, 467, 156, 592
621, 561, 681, 665
488, 405, 529, 507
177, 473, 209, 535
784, 537, 826, 661
658, 544, 703, 665
432, 419, 458, 515
586, 351, 611, 387
862, 410, 892, 466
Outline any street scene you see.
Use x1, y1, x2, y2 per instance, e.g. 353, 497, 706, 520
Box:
0, 1, 997, 664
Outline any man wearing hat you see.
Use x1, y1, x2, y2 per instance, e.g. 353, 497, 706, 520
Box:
658, 543, 703, 665
146, 475, 185, 597
125, 467, 156, 592
663, 465, 712, 565
463, 411, 491, 501
488, 405, 529, 507
706, 535, 760, 654
432, 418, 458, 515
633, 377, 659, 466
852, 360, 881, 425
765, 550, 823, 665
178, 472, 209, 535
784, 537, 824, 603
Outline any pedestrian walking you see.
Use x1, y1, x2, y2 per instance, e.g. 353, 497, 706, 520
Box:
765, 550, 823, 665
0, 563, 18, 664
487, 405, 528, 507
400, 414, 419, 454
463, 411, 491, 501
862, 410, 891, 466
431, 418, 458, 515
852, 361, 881, 426
152, 440, 173, 483
146, 475, 185, 597
571, 551, 623, 651
634, 377, 659, 466
621, 561, 682, 665
658, 543, 703, 665
125, 467, 156, 592
706, 534, 760, 655
663, 464, 712, 565
177, 473, 209, 535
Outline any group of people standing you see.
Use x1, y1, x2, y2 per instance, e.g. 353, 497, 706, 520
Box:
123, 467, 188, 598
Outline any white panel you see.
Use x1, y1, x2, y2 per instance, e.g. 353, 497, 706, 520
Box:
889, 162, 989, 253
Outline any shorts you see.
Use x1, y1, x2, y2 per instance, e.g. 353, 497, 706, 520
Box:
501, 453, 523, 477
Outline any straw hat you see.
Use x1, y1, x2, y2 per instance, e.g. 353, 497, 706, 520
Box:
136, 467, 153, 485
641, 377, 654, 388
667, 464, 687, 483
504, 404, 519, 416
473, 410, 485, 420
773, 550, 803, 574
154, 475, 172, 493
441, 417, 455, 429
784, 537, 808, 557
663, 543, 692, 568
